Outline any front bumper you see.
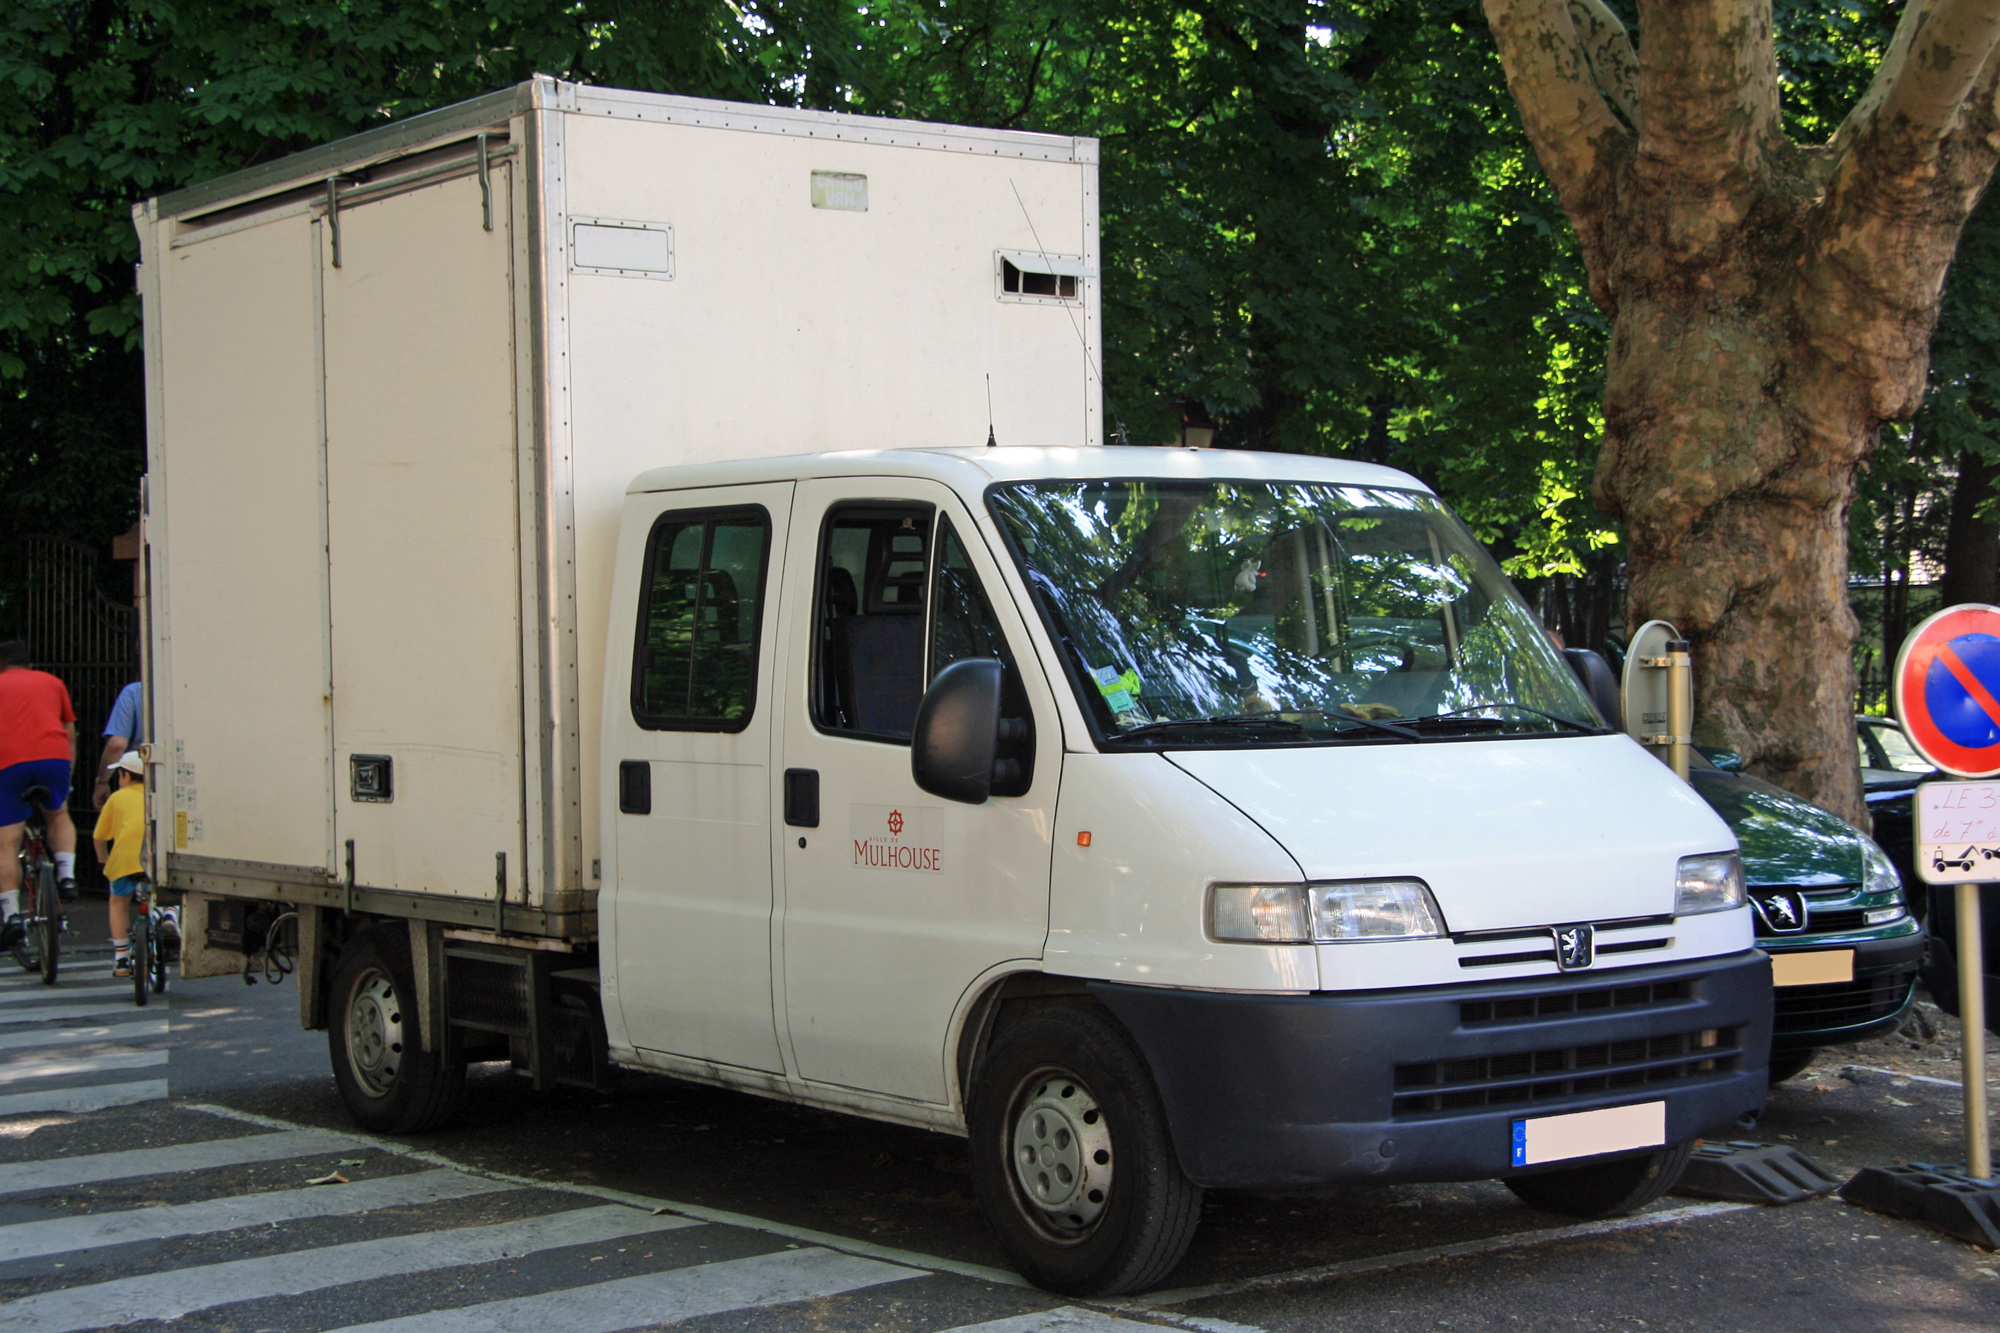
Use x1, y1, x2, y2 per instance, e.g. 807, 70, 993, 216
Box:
1765, 927, 1923, 1052
1090, 950, 1772, 1191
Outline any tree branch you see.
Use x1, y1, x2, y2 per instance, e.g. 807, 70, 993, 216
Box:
1631, 0, 1779, 186
1481, 0, 1629, 222
1565, 0, 1639, 126
1830, 0, 2000, 200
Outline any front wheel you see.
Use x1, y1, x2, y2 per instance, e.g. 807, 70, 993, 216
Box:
328, 927, 466, 1133
130, 912, 150, 1007
1505, 1138, 1698, 1219
967, 1004, 1201, 1297
34, 865, 58, 985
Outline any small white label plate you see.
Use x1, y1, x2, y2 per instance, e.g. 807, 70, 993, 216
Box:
1770, 948, 1855, 987
1512, 1101, 1665, 1167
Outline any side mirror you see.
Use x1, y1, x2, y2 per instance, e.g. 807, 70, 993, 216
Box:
1561, 648, 1622, 730
912, 659, 1004, 804
1698, 747, 1744, 773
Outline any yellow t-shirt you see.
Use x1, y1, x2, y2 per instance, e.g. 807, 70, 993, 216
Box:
93, 783, 146, 882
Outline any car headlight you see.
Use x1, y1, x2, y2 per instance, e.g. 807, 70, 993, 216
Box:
1675, 853, 1745, 916
1210, 879, 1443, 944
1860, 837, 1907, 923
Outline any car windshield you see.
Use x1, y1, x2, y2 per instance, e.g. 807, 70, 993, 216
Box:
989, 479, 1603, 744
1867, 721, 1934, 773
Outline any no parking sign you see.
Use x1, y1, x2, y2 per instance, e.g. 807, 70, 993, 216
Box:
1894, 603, 2000, 778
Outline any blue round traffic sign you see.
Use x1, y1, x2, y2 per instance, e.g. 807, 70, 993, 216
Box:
1896, 606, 2000, 777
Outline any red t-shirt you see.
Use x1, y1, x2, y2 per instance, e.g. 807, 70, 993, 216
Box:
0, 668, 75, 771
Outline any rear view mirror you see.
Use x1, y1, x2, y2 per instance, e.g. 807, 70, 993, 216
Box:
912, 659, 1004, 803
1562, 648, 1622, 730
1699, 747, 1745, 773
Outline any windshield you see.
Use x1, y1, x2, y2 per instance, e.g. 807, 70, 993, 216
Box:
989, 479, 1602, 744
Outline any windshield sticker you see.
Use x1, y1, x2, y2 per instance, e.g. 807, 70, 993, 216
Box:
851, 804, 945, 874
1092, 664, 1144, 714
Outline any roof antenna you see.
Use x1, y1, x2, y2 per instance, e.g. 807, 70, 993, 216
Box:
985, 373, 997, 448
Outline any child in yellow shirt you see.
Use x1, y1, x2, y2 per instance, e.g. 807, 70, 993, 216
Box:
93, 751, 146, 977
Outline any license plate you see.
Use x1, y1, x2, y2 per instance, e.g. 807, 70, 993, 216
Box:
1512, 1101, 1666, 1167
1771, 949, 1854, 987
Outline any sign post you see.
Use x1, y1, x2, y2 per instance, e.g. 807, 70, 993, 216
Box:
1622, 620, 1694, 781
1843, 606, 2000, 1244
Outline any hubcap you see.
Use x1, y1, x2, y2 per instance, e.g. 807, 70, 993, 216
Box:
345, 968, 404, 1098
1008, 1068, 1113, 1238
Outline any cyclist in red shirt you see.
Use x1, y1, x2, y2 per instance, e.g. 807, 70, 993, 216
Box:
0, 641, 78, 948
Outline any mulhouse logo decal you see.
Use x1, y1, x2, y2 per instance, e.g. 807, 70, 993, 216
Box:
852, 805, 944, 873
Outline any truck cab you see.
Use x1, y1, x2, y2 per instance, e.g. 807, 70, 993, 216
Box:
598, 444, 1770, 1295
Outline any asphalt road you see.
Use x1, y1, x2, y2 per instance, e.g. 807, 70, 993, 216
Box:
2, 907, 1998, 1331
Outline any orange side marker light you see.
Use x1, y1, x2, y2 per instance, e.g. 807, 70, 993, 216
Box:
1077, 831, 1092, 847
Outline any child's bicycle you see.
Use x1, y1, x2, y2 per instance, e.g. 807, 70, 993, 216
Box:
7, 787, 66, 985
127, 877, 179, 1005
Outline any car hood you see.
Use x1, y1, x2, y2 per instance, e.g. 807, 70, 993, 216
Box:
1687, 766, 1861, 887
1166, 733, 1734, 933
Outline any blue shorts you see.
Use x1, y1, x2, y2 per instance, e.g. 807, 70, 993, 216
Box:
0, 759, 71, 826
109, 875, 144, 898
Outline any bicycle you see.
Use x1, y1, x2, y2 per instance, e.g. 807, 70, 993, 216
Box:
7, 786, 65, 985
127, 877, 178, 1004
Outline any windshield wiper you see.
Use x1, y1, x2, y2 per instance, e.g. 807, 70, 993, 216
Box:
1413, 704, 1603, 734
1116, 713, 1309, 740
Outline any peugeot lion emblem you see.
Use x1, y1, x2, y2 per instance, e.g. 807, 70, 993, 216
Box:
1552, 923, 1594, 971
1754, 888, 1808, 934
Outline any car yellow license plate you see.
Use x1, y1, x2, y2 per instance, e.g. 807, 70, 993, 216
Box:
1511, 1101, 1666, 1167
1771, 949, 1854, 987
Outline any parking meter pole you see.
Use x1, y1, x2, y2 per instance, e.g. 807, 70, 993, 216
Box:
1961, 882, 1991, 1180
1664, 640, 1693, 782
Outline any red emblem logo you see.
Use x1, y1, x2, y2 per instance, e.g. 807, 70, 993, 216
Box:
887, 809, 904, 836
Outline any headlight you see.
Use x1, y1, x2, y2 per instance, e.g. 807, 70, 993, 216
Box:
1209, 879, 1443, 944
1860, 837, 1907, 923
1675, 853, 1745, 916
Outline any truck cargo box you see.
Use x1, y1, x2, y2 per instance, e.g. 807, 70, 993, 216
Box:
135, 77, 1101, 936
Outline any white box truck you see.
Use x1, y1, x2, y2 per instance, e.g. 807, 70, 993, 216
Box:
135, 78, 1771, 1296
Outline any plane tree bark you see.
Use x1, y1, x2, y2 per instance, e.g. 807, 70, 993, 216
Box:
1482, 0, 2000, 825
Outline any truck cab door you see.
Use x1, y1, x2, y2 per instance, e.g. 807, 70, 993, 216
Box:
602, 483, 793, 1072
777, 478, 1058, 1105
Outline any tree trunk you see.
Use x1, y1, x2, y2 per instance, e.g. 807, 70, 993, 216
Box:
1941, 445, 2000, 607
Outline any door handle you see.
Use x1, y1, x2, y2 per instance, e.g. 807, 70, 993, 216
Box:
619, 760, 651, 815
784, 768, 819, 827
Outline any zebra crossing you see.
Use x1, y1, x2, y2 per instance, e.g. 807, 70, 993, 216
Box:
0, 970, 1239, 1333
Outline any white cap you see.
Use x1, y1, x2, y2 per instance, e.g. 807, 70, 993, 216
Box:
108, 751, 143, 777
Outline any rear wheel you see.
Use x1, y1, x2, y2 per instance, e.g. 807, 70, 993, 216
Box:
34, 865, 58, 985
1506, 1138, 1698, 1219
130, 912, 150, 1006
149, 913, 170, 994
968, 1005, 1201, 1296
329, 927, 465, 1133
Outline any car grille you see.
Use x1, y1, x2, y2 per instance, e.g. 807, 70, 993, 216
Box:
1392, 1026, 1743, 1118
1460, 979, 1691, 1026
1804, 907, 1868, 932
1772, 968, 1916, 1033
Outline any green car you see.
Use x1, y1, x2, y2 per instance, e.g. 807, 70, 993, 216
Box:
1690, 751, 1922, 1083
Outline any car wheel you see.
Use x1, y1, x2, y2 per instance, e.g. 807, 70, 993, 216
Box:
968, 1004, 1201, 1296
1505, 1138, 1698, 1219
328, 926, 466, 1133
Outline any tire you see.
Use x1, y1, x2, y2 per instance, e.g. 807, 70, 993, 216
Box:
328, 927, 466, 1134
1766, 1048, 1817, 1085
967, 1004, 1202, 1296
130, 912, 150, 1007
35, 865, 58, 985
12, 871, 39, 974
149, 913, 170, 995
1506, 1137, 1698, 1219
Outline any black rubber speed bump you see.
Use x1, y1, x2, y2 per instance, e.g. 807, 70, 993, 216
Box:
1671, 1140, 1842, 1204
1839, 1163, 2000, 1249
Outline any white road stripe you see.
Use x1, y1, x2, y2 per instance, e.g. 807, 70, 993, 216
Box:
942, 1309, 1181, 1333
2, 1203, 703, 1333
322, 1245, 923, 1333
0, 1079, 167, 1117
0, 1003, 149, 1026
1118, 1201, 1756, 1309
0, 977, 129, 992
0, 1167, 509, 1262
0, 1019, 168, 1051
0, 1128, 362, 1196
0, 1050, 168, 1084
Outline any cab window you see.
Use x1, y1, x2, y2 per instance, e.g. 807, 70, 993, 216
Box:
812, 504, 935, 740
631, 507, 770, 731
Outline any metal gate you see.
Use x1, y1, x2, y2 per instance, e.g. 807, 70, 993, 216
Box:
16, 535, 140, 815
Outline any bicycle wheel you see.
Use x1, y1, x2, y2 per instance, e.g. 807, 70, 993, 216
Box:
11, 865, 38, 974
149, 909, 169, 994
131, 910, 150, 1006
35, 864, 58, 985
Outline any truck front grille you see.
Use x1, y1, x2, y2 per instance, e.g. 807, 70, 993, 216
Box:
1391, 1026, 1743, 1118
1459, 979, 1690, 1026
1772, 968, 1916, 1033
